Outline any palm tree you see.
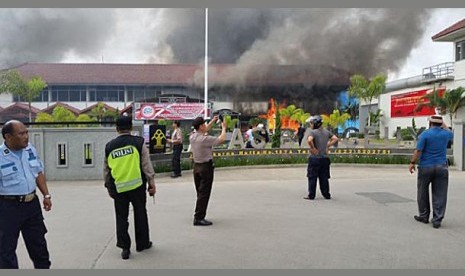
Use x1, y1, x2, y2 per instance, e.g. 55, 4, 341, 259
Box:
416, 86, 465, 127
279, 104, 304, 129
322, 109, 351, 135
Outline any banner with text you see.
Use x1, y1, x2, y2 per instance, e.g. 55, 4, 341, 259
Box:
135, 103, 211, 120
391, 87, 445, 118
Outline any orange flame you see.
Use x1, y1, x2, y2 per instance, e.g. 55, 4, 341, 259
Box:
259, 98, 300, 132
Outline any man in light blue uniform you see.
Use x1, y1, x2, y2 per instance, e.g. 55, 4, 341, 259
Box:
409, 115, 453, 229
0, 120, 52, 269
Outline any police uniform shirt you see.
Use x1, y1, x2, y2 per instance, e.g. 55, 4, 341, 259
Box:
0, 143, 43, 196
171, 128, 183, 144
189, 132, 219, 163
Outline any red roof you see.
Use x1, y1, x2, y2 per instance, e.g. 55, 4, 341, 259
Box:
7, 63, 350, 86
0, 102, 41, 114
41, 102, 81, 115
432, 18, 465, 41
79, 102, 117, 114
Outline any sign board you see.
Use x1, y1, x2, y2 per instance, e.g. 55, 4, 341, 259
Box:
134, 103, 211, 120
391, 87, 445, 118
149, 125, 167, 154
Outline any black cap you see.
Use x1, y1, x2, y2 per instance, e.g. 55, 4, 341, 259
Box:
192, 117, 205, 130
116, 115, 132, 130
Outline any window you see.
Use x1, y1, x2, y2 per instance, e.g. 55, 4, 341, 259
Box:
14, 88, 48, 102
57, 143, 68, 167
456, 40, 465, 61
83, 142, 94, 167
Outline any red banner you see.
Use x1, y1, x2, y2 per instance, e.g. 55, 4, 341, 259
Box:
390, 88, 445, 118
134, 103, 211, 120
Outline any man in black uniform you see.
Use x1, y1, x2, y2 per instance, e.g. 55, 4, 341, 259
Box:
104, 116, 156, 260
189, 116, 226, 226
167, 121, 183, 178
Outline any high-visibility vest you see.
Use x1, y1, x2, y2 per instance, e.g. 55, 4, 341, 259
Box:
108, 145, 142, 193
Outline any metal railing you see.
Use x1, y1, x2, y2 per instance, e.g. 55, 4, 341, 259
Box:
422, 62, 455, 82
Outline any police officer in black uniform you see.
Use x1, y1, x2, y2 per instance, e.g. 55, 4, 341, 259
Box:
104, 116, 156, 260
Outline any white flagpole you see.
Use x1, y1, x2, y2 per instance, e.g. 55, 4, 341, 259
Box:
204, 8, 209, 119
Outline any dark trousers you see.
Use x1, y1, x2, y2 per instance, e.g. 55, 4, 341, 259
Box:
113, 185, 150, 251
417, 164, 449, 224
193, 161, 214, 220
307, 157, 331, 199
172, 144, 183, 175
0, 196, 51, 269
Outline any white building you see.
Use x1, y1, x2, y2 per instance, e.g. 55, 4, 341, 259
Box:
374, 18, 465, 138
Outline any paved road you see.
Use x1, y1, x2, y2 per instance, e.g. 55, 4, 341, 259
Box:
15, 165, 465, 269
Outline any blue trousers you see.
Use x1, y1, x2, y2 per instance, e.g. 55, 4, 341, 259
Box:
417, 164, 449, 224
307, 157, 331, 199
0, 196, 51, 269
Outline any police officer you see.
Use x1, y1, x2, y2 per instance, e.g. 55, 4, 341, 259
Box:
167, 121, 183, 178
104, 116, 156, 260
304, 115, 338, 200
189, 116, 226, 226
0, 120, 52, 269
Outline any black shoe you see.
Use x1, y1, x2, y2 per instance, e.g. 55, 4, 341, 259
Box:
303, 196, 315, 200
136, 241, 153, 252
414, 215, 429, 224
193, 219, 213, 226
432, 222, 441, 229
121, 249, 131, 260
323, 196, 331, 200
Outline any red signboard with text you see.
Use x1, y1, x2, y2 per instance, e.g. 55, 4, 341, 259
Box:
134, 103, 211, 120
390, 88, 445, 118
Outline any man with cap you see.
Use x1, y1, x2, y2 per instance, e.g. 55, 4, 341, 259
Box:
304, 115, 338, 200
0, 120, 52, 269
189, 116, 226, 226
409, 115, 453, 229
104, 115, 156, 259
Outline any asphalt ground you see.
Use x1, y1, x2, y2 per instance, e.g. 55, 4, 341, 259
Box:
13, 165, 465, 269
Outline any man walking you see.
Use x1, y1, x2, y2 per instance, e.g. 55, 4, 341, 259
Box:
409, 115, 453, 229
0, 120, 52, 269
189, 116, 226, 226
104, 115, 156, 259
167, 121, 183, 178
304, 115, 338, 200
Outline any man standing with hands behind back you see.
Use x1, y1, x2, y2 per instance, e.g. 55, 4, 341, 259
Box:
0, 120, 52, 269
167, 121, 183, 178
409, 115, 453, 229
104, 115, 156, 260
189, 116, 226, 226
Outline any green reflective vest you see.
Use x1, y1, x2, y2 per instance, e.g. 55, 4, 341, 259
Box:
108, 145, 142, 193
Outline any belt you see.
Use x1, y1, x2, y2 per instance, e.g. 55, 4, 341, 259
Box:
0, 191, 36, 203
194, 159, 213, 165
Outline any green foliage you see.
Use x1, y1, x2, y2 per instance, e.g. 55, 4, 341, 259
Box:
52, 106, 76, 122
76, 114, 97, 127
248, 117, 266, 127
322, 109, 351, 130
223, 115, 239, 131
400, 128, 414, 141
369, 109, 383, 126
88, 102, 117, 121
0, 70, 47, 122
348, 73, 386, 126
271, 101, 282, 148
341, 101, 359, 120
157, 119, 173, 126
416, 86, 465, 127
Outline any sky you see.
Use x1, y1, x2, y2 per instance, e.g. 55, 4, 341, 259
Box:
1, 8, 464, 82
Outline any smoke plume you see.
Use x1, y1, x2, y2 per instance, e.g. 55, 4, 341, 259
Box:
0, 9, 116, 68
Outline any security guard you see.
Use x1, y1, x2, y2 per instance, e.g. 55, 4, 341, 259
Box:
104, 115, 156, 260
189, 116, 226, 226
0, 120, 52, 269
167, 121, 183, 178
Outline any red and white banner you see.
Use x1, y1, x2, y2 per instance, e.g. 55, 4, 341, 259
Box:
391, 87, 445, 118
134, 103, 211, 120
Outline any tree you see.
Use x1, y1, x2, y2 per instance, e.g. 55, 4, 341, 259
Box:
271, 100, 282, 148
76, 114, 97, 127
295, 112, 311, 125
279, 104, 304, 129
88, 102, 117, 121
347, 73, 386, 126
0, 70, 47, 122
223, 115, 239, 131
34, 112, 55, 127
416, 86, 465, 127
341, 101, 359, 121
52, 106, 76, 122
321, 109, 351, 135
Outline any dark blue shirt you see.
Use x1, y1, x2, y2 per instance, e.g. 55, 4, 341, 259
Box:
416, 127, 453, 167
